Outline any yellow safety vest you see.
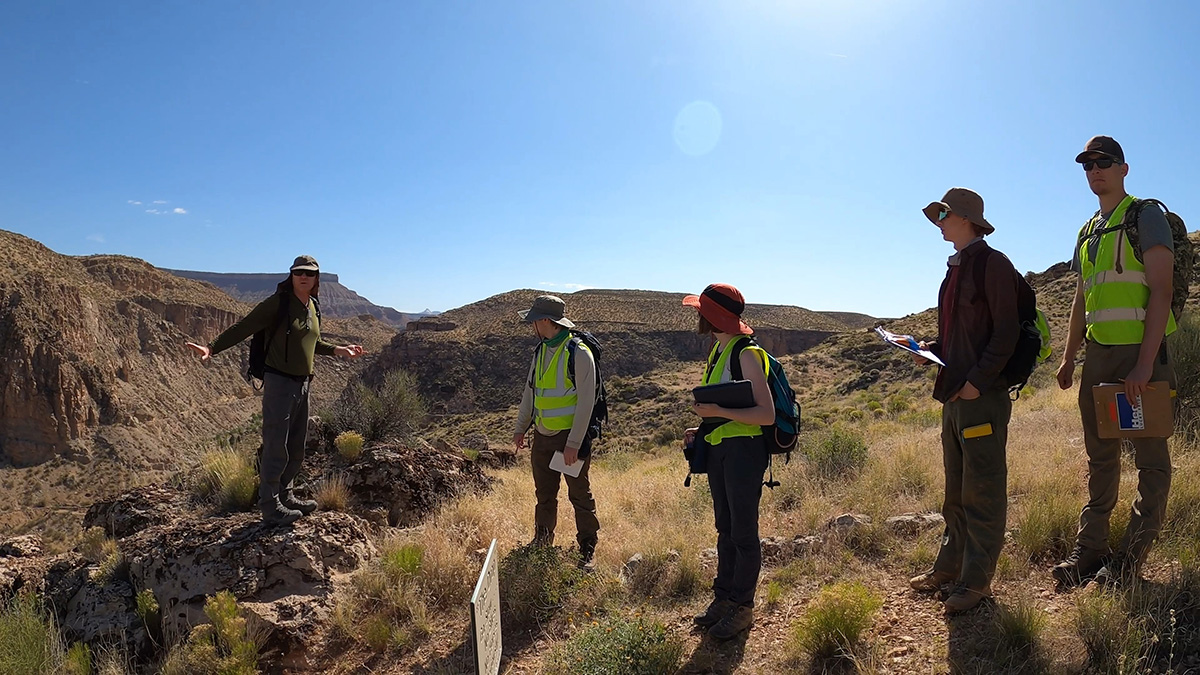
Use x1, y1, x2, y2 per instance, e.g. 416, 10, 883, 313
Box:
1078, 194, 1177, 345
533, 338, 587, 431
701, 336, 769, 446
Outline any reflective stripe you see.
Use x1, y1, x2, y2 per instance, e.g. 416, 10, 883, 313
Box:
1086, 307, 1146, 323
1082, 268, 1148, 291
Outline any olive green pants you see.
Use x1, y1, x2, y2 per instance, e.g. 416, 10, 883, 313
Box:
1075, 341, 1176, 564
530, 431, 600, 546
933, 388, 1011, 589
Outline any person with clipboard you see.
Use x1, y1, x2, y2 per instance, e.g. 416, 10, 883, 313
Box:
511, 295, 601, 571
682, 283, 775, 641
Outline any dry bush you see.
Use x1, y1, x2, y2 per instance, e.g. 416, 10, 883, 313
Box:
314, 474, 350, 512
194, 448, 258, 512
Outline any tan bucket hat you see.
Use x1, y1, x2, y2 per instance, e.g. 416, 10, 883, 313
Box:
922, 187, 994, 235
517, 295, 575, 328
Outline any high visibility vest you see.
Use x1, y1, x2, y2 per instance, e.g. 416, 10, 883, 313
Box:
533, 338, 586, 431
701, 336, 769, 446
1078, 194, 1177, 345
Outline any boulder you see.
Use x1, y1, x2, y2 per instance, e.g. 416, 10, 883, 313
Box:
83, 487, 187, 539
341, 442, 492, 526
0, 534, 43, 558
885, 512, 945, 537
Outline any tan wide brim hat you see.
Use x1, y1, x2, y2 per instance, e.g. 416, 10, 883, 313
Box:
921, 187, 994, 234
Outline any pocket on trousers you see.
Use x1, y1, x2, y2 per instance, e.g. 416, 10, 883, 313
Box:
962, 423, 994, 441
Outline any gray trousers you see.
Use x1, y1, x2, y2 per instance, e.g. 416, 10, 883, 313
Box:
933, 388, 1011, 589
259, 371, 311, 504
1076, 341, 1176, 563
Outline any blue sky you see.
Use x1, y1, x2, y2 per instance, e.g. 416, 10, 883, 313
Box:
2, 1, 1197, 317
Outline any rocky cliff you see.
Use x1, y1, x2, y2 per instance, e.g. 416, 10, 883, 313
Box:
367, 288, 855, 413
163, 269, 427, 328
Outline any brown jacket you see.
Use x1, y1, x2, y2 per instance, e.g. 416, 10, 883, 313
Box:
926, 240, 1021, 403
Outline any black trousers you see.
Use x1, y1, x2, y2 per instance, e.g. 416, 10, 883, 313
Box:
706, 434, 769, 607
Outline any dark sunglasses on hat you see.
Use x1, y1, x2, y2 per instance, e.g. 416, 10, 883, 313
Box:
292, 269, 318, 277
1082, 158, 1120, 171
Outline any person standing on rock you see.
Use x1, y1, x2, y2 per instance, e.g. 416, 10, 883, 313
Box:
683, 283, 775, 641
512, 295, 601, 570
186, 255, 365, 525
1053, 136, 1178, 589
904, 189, 1020, 613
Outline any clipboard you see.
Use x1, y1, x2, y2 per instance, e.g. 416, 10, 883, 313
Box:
549, 450, 584, 478
1092, 381, 1173, 439
693, 380, 755, 409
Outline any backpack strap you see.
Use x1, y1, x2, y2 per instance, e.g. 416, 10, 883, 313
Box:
274, 292, 293, 365
727, 336, 766, 381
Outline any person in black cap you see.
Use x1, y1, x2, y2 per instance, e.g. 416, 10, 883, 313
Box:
512, 295, 601, 570
904, 188, 1020, 613
1053, 135, 1178, 588
187, 255, 365, 525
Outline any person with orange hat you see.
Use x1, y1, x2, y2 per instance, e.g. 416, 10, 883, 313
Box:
904, 189, 1021, 613
682, 283, 776, 640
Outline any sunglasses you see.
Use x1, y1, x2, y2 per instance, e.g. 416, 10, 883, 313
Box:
938, 209, 951, 222
291, 269, 318, 278
1082, 158, 1119, 171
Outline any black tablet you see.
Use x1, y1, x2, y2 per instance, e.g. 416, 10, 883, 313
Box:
693, 380, 755, 409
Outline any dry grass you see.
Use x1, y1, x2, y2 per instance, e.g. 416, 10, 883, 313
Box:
314, 474, 351, 512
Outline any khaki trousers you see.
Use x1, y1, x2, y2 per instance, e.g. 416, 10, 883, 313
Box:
1076, 341, 1176, 563
530, 431, 600, 546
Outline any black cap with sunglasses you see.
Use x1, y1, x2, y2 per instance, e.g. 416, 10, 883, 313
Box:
290, 255, 319, 277
1075, 135, 1125, 166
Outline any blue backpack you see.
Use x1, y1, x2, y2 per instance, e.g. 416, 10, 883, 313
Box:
728, 337, 801, 487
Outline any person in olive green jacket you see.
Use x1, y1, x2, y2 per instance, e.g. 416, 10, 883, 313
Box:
186, 255, 364, 524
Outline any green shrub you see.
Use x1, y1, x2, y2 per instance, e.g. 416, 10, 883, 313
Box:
622, 551, 703, 601
0, 594, 60, 675
886, 392, 912, 415
195, 448, 258, 512
382, 543, 424, 580
1170, 313, 1200, 414
764, 581, 784, 608
1013, 483, 1079, 561
63, 642, 91, 675
543, 616, 683, 675
162, 591, 260, 675
1074, 593, 1148, 672
993, 596, 1047, 668
334, 431, 364, 461
330, 370, 427, 443
790, 582, 882, 660
650, 426, 682, 447
803, 425, 869, 479
500, 544, 584, 629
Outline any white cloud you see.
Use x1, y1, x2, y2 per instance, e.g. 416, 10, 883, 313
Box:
153, 200, 168, 204
146, 209, 160, 214
538, 282, 593, 291
86, 234, 105, 243
127, 200, 142, 205
173, 207, 187, 214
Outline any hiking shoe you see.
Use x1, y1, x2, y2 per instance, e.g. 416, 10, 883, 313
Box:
260, 499, 303, 526
1088, 556, 1138, 590
909, 569, 956, 593
578, 538, 597, 573
708, 604, 754, 640
943, 584, 992, 613
280, 491, 317, 516
693, 599, 735, 628
1052, 545, 1110, 587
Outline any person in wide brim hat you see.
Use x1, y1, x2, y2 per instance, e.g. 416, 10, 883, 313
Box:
681, 282, 775, 641
517, 294, 575, 328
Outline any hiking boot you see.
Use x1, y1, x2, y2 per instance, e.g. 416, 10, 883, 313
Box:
943, 583, 992, 613
280, 490, 317, 516
1088, 555, 1139, 590
909, 569, 956, 593
693, 598, 735, 628
708, 604, 754, 640
1052, 545, 1110, 587
531, 526, 554, 547
260, 497, 303, 526
578, 538, 597, 572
